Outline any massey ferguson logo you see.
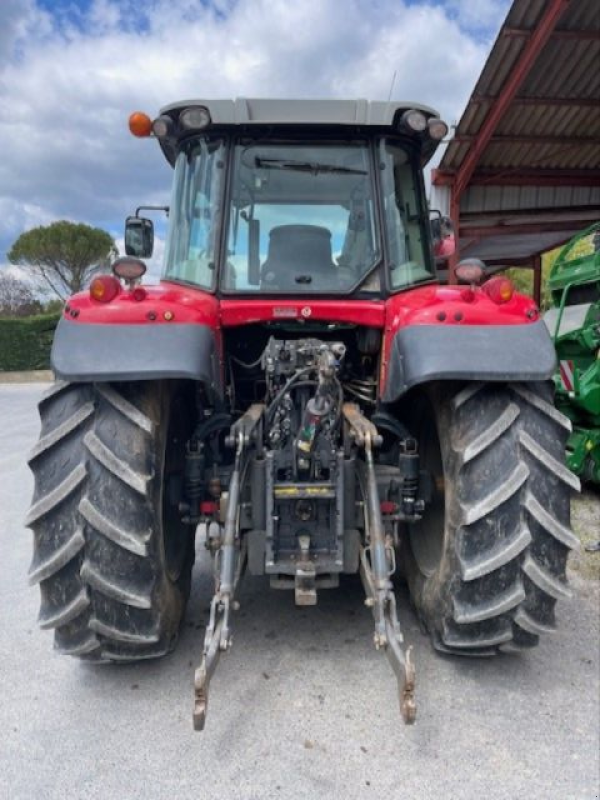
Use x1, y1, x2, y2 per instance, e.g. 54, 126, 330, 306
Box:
272, 306, 312, 319
272, 307, 298, 318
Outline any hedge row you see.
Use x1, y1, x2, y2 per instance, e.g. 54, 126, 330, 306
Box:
0, 313, 60, 371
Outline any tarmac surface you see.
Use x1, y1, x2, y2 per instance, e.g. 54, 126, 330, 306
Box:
1, 383, 599, 800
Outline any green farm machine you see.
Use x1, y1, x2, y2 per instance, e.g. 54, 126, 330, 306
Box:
545, 223, 600, 484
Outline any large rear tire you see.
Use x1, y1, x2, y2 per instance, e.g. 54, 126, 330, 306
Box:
26, 381, 194, 662
404, 381, 580, 655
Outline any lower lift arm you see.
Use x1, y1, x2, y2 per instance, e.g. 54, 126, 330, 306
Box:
343, 402, 416, 724
193, 405, 263, 730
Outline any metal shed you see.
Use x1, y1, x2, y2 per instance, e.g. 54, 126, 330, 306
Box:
431, 0, 600, 302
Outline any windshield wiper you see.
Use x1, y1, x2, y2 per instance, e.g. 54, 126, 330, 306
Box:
254, 157, 367, 175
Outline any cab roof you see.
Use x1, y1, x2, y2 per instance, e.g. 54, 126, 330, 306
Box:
156, 97, 443, 166
159, 97, 439, 126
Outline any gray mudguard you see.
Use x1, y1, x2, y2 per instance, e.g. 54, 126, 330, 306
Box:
382, 320, 557, 402
51, 318, 221, 396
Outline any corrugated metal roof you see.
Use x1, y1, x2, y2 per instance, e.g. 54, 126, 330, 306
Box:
433, 0, 599, 283
439, 0, 600, 178
460, 229, 583, 262
461, 184, 600, 213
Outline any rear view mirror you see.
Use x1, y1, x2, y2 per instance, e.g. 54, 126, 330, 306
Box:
125, 216, 154, 258
430, 213, 456, 262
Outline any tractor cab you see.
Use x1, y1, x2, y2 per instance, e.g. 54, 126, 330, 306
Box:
126, 99, 453, 295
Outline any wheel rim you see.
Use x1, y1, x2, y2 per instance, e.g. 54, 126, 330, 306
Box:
409, 414, 445, 577
162, 395, 191, 582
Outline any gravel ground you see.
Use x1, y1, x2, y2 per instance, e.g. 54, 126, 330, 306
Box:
571, 489, 600, 581
1, 383, 598, 800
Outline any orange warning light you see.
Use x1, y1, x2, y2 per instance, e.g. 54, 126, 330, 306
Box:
128, 111, 153, 138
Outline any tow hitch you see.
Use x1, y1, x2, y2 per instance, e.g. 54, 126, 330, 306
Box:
193, 401, 417, 730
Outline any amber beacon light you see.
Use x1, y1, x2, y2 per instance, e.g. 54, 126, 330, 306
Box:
129, 111, 153, 137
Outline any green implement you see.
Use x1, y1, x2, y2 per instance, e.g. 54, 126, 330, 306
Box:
545, 222, 600, 483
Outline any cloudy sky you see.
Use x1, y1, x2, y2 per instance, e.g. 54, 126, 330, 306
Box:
0, 0, 510, 282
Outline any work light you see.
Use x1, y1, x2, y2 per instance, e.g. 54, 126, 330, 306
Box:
180, 106, 212, 130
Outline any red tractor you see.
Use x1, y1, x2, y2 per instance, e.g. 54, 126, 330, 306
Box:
26, 99, 579, 729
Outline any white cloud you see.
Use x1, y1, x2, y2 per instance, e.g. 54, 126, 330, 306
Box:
0, 0, 51, 61
330, 4, 488, 124
1, 264, 39, 287
445, 0, 511, 34
0, 199, 56, 245
0, 0, 500, 274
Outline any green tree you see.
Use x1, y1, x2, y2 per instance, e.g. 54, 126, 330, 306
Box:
500, 248, 560, 312
0, 272, 42, 317
8, 221, 118, 300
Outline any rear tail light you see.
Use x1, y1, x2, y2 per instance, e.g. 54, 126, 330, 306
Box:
482, 276, 514, 304
132, 286, 147, 302
90, 275, 120, 303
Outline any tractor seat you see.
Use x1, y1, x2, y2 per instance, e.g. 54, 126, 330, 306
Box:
261, 225, 337, 289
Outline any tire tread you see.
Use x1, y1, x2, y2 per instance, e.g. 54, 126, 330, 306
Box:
26, 381, 192, 663
406, 381, 578, 657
